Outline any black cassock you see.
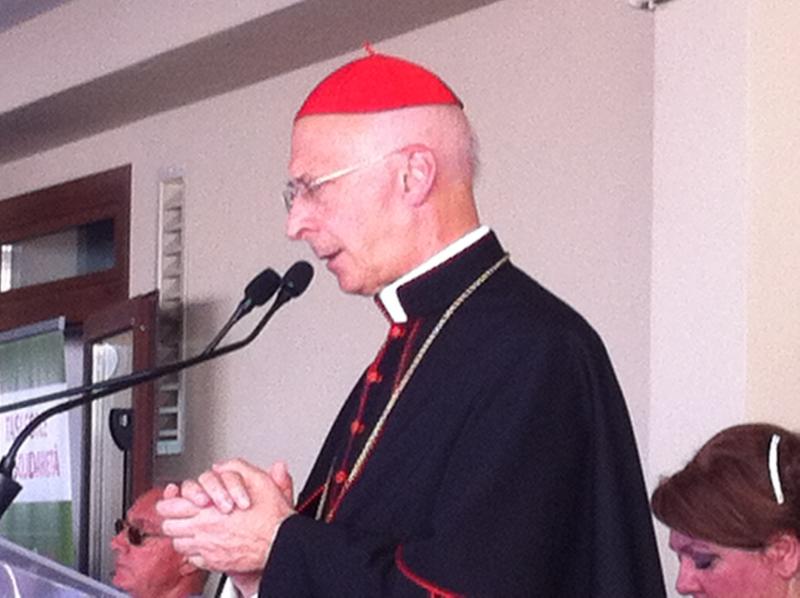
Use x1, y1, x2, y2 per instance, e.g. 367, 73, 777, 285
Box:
260, 232, 665, 597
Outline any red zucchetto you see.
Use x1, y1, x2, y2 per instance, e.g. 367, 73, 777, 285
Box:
295, 46, 463, 121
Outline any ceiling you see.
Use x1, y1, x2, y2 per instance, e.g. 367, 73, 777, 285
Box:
0, 0, 73, 34
0, 0, 501, 164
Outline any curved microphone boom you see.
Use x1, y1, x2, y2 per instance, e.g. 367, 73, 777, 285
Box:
202, 268, 281, 355
229, 260, 314, 346
0, 261, 313, 519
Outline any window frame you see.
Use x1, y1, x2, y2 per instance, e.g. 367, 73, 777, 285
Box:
0, 165, 131, 331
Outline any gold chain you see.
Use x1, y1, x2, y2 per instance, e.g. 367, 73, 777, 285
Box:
325, 253, 510, 521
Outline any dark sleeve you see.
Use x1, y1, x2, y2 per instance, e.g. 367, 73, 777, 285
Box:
260, 331, 665, 597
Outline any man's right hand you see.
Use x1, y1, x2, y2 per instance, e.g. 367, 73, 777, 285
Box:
157, 459, 296, 574
168, 460, 294, 514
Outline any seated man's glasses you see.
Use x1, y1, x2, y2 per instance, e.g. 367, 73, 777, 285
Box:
281, 150, 399, 213
114, 518, 162, 546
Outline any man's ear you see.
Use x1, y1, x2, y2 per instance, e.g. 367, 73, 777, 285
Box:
400, 146, 436, 207
179, 558, 198, 577
765, 532, 800, 579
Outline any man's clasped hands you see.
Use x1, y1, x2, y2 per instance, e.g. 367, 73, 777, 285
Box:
155, 460, 296, 596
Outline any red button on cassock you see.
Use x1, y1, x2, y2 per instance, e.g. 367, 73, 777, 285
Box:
334, 470, 347, 484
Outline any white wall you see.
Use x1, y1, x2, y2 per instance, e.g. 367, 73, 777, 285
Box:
650, 2, 800, 595
747, 3, 800, 425
649, 0, 749, 477
648, 0, 747, 596
649, 2, 749, 592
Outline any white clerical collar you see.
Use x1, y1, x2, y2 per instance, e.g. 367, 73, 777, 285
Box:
378, 225, 490, 323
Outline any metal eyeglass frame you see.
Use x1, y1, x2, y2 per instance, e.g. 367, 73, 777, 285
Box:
281, 150, 400, 212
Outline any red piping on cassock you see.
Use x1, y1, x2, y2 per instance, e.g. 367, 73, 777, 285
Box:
395, 545, 464, 598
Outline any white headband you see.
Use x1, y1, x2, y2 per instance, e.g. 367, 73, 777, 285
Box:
768, 434, 785, 505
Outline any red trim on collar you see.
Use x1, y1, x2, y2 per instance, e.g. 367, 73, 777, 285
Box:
395, 545, 463, 597
295, 484, 325, 514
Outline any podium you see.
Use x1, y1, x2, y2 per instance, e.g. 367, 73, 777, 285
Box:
0, 535, 124, 597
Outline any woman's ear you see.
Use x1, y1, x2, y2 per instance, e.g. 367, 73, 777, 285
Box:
400, 146, 436, 207
765, 533, 800, 579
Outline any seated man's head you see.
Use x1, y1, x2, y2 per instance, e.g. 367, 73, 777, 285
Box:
111, 486, 208, 598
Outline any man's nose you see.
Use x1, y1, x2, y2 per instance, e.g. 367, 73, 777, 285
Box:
285, 199, 315, 240
675, 561, 701, 595
110, 530, 128, 552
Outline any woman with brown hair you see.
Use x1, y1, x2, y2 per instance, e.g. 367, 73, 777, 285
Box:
652, 423, 800, 597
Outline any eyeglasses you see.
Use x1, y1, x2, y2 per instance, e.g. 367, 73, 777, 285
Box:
114, 518, 161, 546
281, 150, 398, 213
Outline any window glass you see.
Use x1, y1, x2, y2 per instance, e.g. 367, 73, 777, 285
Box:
0, 219, 114, 293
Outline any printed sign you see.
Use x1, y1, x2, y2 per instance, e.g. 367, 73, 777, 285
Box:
0, 383, 72, 502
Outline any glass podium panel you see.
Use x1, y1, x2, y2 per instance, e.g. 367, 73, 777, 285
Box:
0, 535, 124, 597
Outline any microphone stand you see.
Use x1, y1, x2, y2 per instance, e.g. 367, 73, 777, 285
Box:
202, 267, 281, 357
0, 270, 282, 417
0, 265, 311, 520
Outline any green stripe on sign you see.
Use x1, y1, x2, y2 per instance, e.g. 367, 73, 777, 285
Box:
0, 501, 75, 566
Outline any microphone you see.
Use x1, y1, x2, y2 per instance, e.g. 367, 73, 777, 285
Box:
231, 261, 314, 345
202, 268, 281, 355
0, 261, 313, 519
243, 268, 283, 316
275, 260, 314, 304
